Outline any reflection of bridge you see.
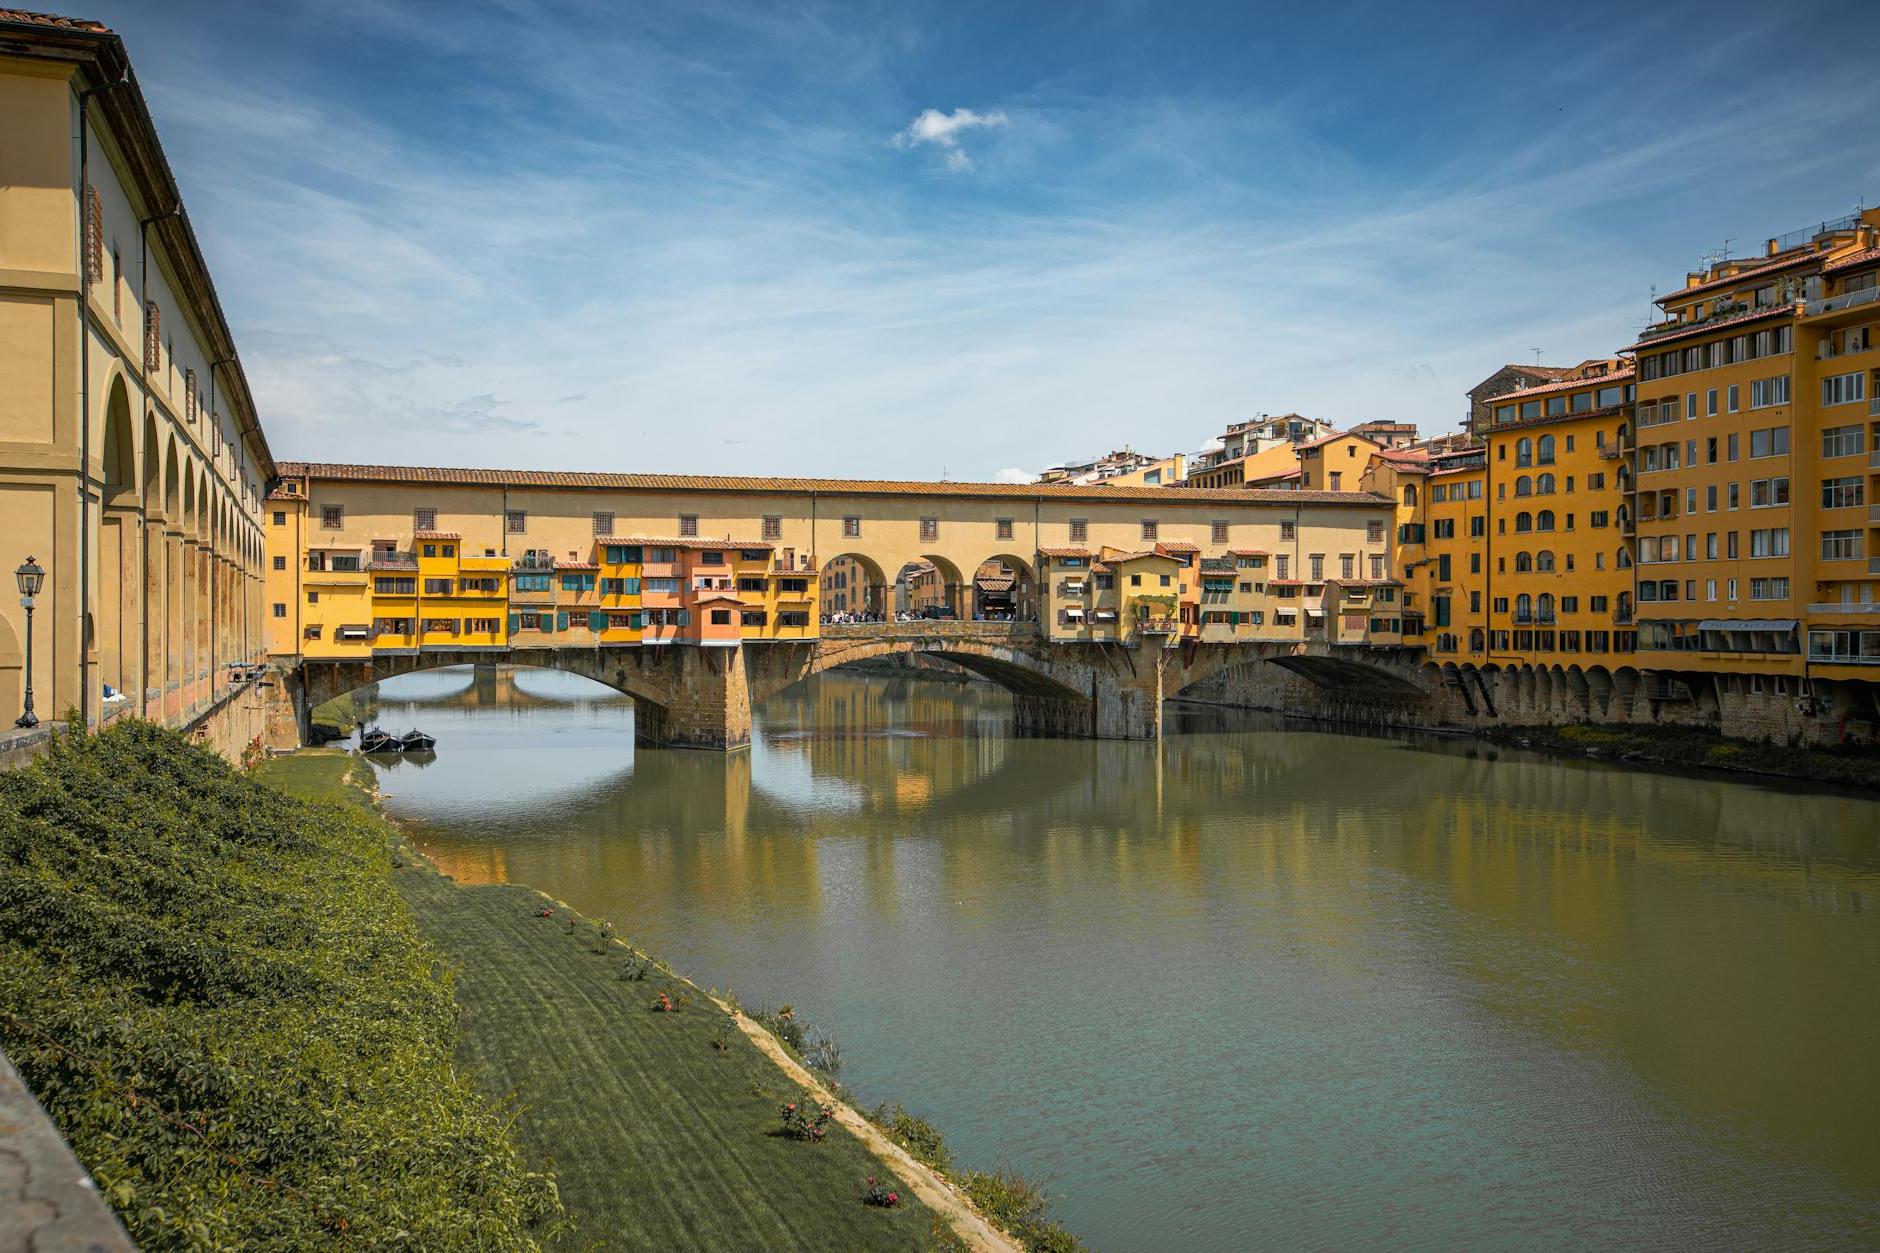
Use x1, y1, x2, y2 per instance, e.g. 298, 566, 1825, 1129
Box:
291, 621, 1431, 750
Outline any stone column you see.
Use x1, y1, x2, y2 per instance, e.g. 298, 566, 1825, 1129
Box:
633, 644, 753, 750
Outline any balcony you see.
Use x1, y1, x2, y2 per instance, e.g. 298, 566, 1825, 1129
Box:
512, 554, 557, 572
1597, 445, 1622, 460
1805, 283, 1880, 320
1809, 602, 1880, 614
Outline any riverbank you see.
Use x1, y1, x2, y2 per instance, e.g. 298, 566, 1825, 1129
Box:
263, 750, 1036, 1252
1479, 721, 1880, 789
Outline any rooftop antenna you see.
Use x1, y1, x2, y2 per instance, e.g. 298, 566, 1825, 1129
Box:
1530, 348, 1543, 366
1720, 236, 1735, 263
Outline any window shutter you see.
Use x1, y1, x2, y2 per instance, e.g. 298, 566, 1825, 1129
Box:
507, 613, 520, 635
557, 610, 570, 631
144, 301, 160, 372
589, 610, 606, 631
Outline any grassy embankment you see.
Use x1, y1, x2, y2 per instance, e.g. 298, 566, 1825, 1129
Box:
263, 751, 1014, 1252
1491, 722, 1880, 788
269, 751, 1084, 1253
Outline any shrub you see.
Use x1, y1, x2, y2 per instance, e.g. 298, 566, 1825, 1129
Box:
777, 1100, 833, 1142
863, 1175, 901, 1207
869, 1103, 952, 1173
0, 722, 562, 1249
754, 1004, 805, 1053
963, 1167, 1087, 1253
804, 1034, 842, 1075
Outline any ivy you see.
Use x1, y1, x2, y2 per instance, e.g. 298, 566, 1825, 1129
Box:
0, 722, 563, 1249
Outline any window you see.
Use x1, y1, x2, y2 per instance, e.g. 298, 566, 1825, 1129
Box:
1515, 475, 1532, 497
1706, 388, 1718, 416
1515, 511, 1532, 532
272, 555, 286, 571
1749, 528, 1789, 558
1141, 519, 1158, 541
1750, 376, 1790, 409
1212, 520, 1229, 544
506, 510, 526, 534
1748, 427, 1789, 458
1340, 554, 1355, 579
998, 517, 1015, 541
677, 514, 699, 538
1280, 521, 1295, 542
424, 577, 453, 595
1536, 434, 1555, 464
842, 516, 861, 538
761, 515, 782, 541
1370, 554, 1385, 579
917, 517, 938, 543
272, 602, 286, 618
1516, 437, 1533, 466
1823, 425, 1865, 458
1275, 555, 1289, 579
592, 511, 614, 536
1749, 577, 1789, 600
1821, 371, 1866, 407
1309, 554, 1324, 581
1069, 518, 1088, 543
273, 511, 287, 526
1329, 471, 1342, 491
1536, 510, 1555, 531
414, 507, 437, 531
1822, 530, 1863, 560
1749, 477, 1789, 508
1823, 476, 1865, 509
559, 573, 595, 592
321, 505, 342, 529
374, 576, 416, 595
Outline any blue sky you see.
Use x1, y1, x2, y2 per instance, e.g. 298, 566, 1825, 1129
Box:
92, 0, 1880, 479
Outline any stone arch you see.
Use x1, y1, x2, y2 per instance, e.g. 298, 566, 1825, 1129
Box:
1612, 666, 1640, 719
817, 551, 890, 619
97, 377, 139, 704
971, 552, 1036, 621
898, 553, 967, 619
1564, 664, 1591, 717
1586, 665, 1614, 715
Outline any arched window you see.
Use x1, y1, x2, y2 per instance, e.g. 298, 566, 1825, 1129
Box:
1536, 434, 1556, 464
1536, 509, 1556, 531
1469, 627, 1485, 652
1516, 593, 1533, 620
1537, 592, 1555, 619
1536, 472, 1556, 494
1617, 547, 1633, 569
1515, 475, 1533, 497
1402, 483, 1419, 506
1617, 591, 1632, 618
1516, 436, 1533, 467
1515, 511, 1533, 533
1515, 551, 1533, 572
1536, 550, 1556, 572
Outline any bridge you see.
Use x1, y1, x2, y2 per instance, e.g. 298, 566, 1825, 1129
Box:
290, 620, 1435, 750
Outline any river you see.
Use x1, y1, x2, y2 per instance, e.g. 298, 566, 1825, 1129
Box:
361, 665, 1880, 1251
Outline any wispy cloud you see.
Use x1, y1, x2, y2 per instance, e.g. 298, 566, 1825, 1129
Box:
894, 106, 1010, 172
93, 0, 1880, 481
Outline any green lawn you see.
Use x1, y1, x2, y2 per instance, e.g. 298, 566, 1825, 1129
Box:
254, 748, 372, 806
257, 752, 940, 1250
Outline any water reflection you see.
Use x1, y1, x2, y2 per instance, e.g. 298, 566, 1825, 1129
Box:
370, 666, 1880, 1252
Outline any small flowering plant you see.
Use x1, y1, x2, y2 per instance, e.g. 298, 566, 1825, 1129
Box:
652, 992, 676, 1013
863, 1175, 901, 1207
778, 1100, 833, 1142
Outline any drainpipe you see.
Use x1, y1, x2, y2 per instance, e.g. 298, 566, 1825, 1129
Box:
75, 74, 129, 728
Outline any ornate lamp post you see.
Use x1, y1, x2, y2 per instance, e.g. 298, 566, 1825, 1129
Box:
15, 555, 44, 729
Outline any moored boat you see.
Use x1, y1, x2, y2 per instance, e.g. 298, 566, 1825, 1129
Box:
359, 726, 399, 753
400, 729, 438, 752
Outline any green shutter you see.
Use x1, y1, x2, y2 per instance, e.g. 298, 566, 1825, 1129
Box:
589, 610, 607, 631
507, 613, 520, 635
557, 611, 570, 631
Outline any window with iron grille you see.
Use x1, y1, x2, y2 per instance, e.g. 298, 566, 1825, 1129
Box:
414, 507, 437, 531
1069, 518, 1087, 543
321, 505, 342, 529
1366, 519, 1383, 544
1280, 521, 1295, 542
1211, 521, 1228, 544
1140, 518, 1158, 541
762, 515, 782, 540
593, 511, 614, 536
920, 517, 938, 542
679, 514, 699, 537
506, 510, 527, 534
997, 518, 1014, 541
843, 516, 861, 538
144, 301, 161, 373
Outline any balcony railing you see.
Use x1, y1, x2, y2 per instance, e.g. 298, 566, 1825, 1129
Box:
1871, 448, 1880, 466
1870, 396, 1880, 418
1809, 284, 1880, 318
1808, 602, 1880, 614
512, 554, 557, 571
1597, 445, 1621, 460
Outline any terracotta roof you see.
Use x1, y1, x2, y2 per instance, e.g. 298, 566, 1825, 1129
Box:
265, 485, 299, 501
1156, 540, 1201, 553
611, 536, 772, 551
1295, 430, 1380, 453
1824, 245, 1880, 275
975, 576, 1016, 592
1630, 304, 1794, 351
555, 561, 599, 570
1491, 367, 1636, 403
413, 530, 461, 541
1089, 562, 1113, 574
1038, 547, 1090, 558
1655, 249, 1822, 304
1228, 549, 1270, 557
0, 8, 107, 31
693, 590, 744, 604
273, 462, 1388, 507
1428, 465, 1484, 479
1333, 579, 1403, 588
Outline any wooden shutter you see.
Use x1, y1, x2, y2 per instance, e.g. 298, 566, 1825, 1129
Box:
507, 613, 520, 635
557, 611, 569, 631
589, 610, 607, 631
144, 301, 160, 372
85, 185, 104, 284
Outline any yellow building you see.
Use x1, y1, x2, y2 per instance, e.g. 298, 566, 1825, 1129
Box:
1630, 208, 1880, 713
1410, 446, 1489, 659
1481, 360, 1638, 669
2, 12, 273, 732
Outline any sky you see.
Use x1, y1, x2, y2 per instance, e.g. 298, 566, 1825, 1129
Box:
89, 0, 1880, 481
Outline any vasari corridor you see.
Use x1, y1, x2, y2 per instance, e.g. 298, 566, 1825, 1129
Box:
1, 5, 1878, 1252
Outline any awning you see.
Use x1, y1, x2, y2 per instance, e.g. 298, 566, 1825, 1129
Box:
1305, 608, 1326, 619
1698, 618, 1797, 632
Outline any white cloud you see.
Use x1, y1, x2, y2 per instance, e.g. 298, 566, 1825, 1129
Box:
995, 467, 1032, 484
895, 106, 1009, 172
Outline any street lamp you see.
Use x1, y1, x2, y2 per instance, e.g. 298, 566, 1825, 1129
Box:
15, 555, 44, 729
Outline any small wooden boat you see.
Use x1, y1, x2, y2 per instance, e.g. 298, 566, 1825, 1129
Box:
400, 729, 437, 752
359, 726, 400, 754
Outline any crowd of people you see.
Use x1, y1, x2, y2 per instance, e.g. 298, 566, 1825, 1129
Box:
818, 608, 1039, 625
